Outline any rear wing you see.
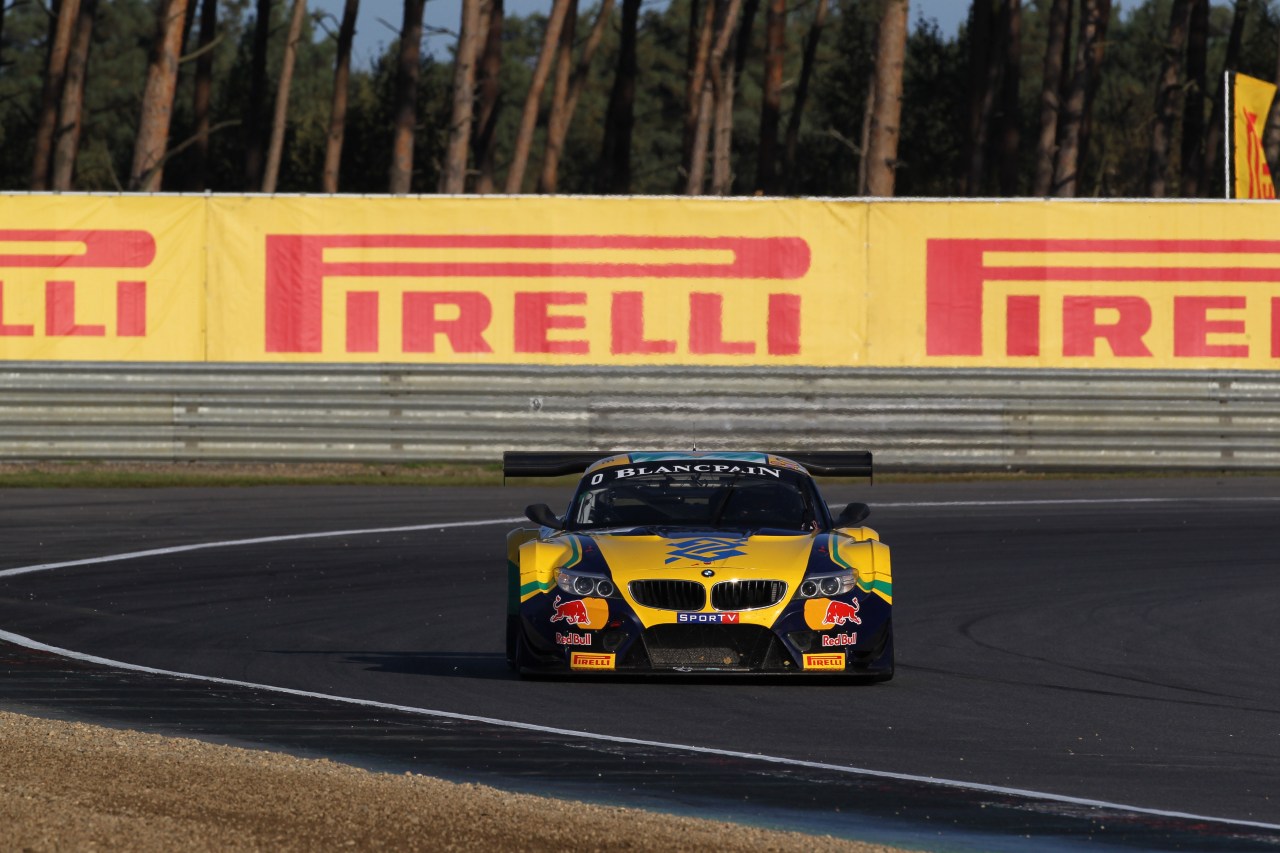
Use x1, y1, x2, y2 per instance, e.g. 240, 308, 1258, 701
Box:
502, 452, 615, 478
502, 450, 873, 480
771, 451, 873, 480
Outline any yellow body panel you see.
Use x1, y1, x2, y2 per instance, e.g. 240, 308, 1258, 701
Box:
514, 526, 891, 617
594, 532, 813, 627
514, 531, 574, 602
831, 529, 892, 604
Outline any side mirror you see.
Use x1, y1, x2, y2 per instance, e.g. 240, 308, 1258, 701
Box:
834, 502, 870, 527
525, 503, 564, 530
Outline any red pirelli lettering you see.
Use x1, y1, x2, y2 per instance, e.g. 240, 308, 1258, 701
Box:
927, 239, 1280, 359
611, 292, 676, 355
264, 234, 810, 353
1174, 296, 1248, 358
45, 281, 105, 337
346, 292, 379, 353
1062, 296, 1152, 358
515, 292, 588, 354
690, 292, 753, 355
0, 283, 34, 336
0, 231, 155, 342
116, 282, 146, 337
402, 292, 494, 354
0, 229, 156, 268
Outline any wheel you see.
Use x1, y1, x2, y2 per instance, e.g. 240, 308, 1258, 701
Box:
872, 620, 894, 682
507, 615, 536, 676
505, 615, 520, 670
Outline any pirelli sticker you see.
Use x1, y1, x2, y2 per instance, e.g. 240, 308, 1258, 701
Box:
802, 653, 846, 671
570, 652, 616, 671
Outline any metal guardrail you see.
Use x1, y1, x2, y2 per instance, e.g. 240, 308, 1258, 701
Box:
0, 363, 1278, 471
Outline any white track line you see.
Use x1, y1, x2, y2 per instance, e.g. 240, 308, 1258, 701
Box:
875, 496, 1280, 509
2, 505, 1279, 833
0, 517, 524, 579
10, 491, 1280, 578
0, 625, 1276, 833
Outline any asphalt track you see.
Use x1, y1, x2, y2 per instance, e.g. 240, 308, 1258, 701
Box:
1, 478, 1279, 851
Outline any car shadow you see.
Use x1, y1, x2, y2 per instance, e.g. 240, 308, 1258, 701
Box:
264, 649, 516, 680
265, 649, 888, 686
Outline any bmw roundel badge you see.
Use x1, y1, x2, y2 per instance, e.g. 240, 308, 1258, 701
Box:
701, 569, 715, 578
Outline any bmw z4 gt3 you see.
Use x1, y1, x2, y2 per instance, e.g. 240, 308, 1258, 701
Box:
504, 451, 892, 679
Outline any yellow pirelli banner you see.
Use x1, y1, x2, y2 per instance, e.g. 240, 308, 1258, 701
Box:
4, 194, 1280, 370
206, 196, 864, 365
0, 196, 206, 361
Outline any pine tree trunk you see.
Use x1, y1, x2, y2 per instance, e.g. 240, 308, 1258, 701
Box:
191, 0, 218, 190
1181, 0, 1209, 196
1032, 0, 1070, 195
51, 0, 97, 191
504, 0, 573, 193
711, 36, 736, 195
262, 0, 308, 193
1147, 0, 1191, 197
130, 0, 190, 191
965, 0, 999, 195
782, 0, 828, 192
244, 0, 272, 189
686, 0, 744, 195
996, 0, 1021, 195
563, 0, 613, 124
1201, 0, 1249, 198
598, 0, 640, 193
181, 0, 198, 52
1265, 4, 1280, 194
539, 0, 613, 193
322, 0, 358, 192
856, 73, 874, 194
1051, 0, 1110, 198
1077, 5, 1110, 183
865, 0, 908, 197
537, 0, 578, 193
389, 0, 426, 194
31, 0, 81, 190
681, 0, 717, 188
755, 0, 786, 194
473, 0, 504, 194
441, 0, 483, 192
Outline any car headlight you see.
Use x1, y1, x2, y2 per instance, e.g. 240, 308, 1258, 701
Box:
797, 571, 855, 598
556, 568, 618, 598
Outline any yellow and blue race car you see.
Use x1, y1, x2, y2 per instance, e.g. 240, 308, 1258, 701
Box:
504, 451, 892, 679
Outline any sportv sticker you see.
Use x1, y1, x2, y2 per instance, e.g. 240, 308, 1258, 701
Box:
676, 612, 741, 624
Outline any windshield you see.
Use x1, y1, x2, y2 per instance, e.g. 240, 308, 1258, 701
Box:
568, 465, 820, 531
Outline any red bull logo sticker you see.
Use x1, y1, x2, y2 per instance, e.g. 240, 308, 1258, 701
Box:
821, 633, 858, 647
676, 612, 741, 624
570, 652, 616, 671
549, 595, 608, 630
803, 597, 862, 630
555, 632, 592, 646
803, 653, 845, 671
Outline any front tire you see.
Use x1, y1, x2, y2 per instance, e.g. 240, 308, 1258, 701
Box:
507, 616, 537, 676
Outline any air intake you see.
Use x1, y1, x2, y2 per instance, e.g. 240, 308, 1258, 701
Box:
629, 579, 706, 611
711, 580, 787, 611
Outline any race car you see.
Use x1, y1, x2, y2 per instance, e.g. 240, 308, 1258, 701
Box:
504, 450, 892, 679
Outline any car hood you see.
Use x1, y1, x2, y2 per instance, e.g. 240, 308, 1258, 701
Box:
587, 527, 816, 585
